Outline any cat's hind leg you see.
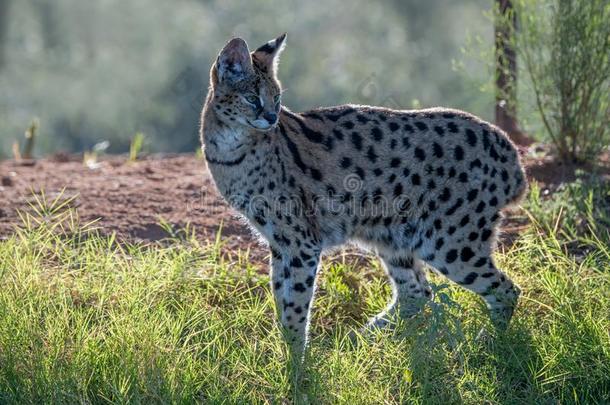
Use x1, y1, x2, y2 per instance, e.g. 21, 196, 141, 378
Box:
365, 253, 432, 330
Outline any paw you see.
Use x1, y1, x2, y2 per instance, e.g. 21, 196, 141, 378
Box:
489, 305, 515, 332
475, 326, 496, 344
361, 312, 396, 334
345, 319, 392, 349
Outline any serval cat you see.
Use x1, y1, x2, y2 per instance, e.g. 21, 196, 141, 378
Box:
200, 34, 527, 355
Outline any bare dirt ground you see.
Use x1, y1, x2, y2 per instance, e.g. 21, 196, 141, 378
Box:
0, 153, 262, 255
1, 148, 609, 265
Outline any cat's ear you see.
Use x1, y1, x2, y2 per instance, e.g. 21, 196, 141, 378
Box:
216, 38, 254, 84
252, 33, 287, 75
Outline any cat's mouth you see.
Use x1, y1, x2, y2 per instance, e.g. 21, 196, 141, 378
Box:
248, 119, 277, 131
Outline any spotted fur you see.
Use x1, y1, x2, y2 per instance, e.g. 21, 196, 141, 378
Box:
200, 34, 527, 354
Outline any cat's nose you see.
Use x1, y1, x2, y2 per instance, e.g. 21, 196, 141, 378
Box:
263, 112, 278, 124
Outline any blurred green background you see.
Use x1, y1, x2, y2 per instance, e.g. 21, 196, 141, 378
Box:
0, 0, 493, 157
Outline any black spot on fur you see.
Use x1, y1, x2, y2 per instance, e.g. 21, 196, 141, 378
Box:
279, 123, 309, 174
465, 129, 477, 147
501, 169, 509, 182
445, 198, 464, 216
341, 121, 355, 130
481, 229, 492, 241
393, 183, 403, 198
333, 129, 344, 140
482, 130, 491, 150
454, 145, 464, 161
446, 249, 458, 263
415, 122, 428, 131
459, 215, 470, 227
470, 159, 482, 169
306, 275, 315, 287
432, 142, 444, 158
372, 127, 384, 142
467, 189, 479, 202
366, 146, 378, 163
447, 122, 459, 133
460, 272, 478, 285
489, 145, 500, 161
285, 111, 326, 144
356, 114, 370, 124
414, 147, 426, 161
460, 247, 475, 262
351, 132, 363, 150
310, 168, 323, 181
325, 107, 356, 122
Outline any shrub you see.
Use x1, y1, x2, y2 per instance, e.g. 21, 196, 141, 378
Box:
518, 0, 610, 162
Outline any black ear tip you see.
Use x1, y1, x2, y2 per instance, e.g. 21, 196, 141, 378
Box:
278, 32, 287, 42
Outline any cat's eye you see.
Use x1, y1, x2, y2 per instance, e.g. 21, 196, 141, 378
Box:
273, 95, 281, 104
244, 94, 259, 105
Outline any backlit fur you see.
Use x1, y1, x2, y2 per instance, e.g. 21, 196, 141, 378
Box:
200, 34, 527, 355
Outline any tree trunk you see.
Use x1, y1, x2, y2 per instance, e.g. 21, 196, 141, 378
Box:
0, 0, 10, 70
495, 0, 532, 146
38, 2, 60, 50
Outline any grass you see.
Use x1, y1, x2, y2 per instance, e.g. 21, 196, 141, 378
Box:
129, 132, 145, 163
0, 182, 609, 404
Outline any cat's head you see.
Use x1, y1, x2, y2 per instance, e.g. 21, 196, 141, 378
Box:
209, 33, 286, 132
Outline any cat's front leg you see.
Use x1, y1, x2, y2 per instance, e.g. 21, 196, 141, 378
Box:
270, 244, 320, 356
